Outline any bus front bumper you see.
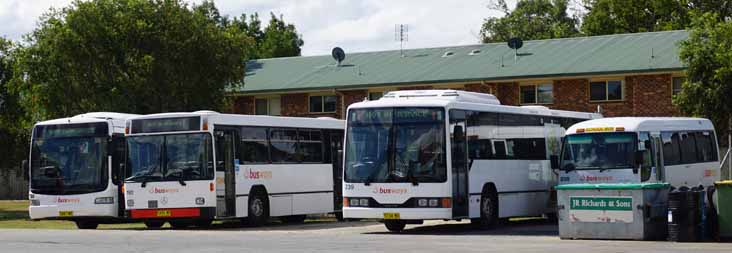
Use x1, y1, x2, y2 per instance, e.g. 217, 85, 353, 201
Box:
29, 204, 118, 220
343, 207, 452, 220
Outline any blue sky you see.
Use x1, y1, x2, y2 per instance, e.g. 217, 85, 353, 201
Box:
0, 0, 521, 56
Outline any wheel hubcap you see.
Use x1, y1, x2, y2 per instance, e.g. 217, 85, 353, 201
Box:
251, 198, 264, 217
482, 197, 492, 217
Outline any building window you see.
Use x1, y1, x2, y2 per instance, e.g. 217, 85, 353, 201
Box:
309, 95, 337, 113
520, 84, 553, 104
672, 77, 685, 96
368, 92, 383, 101
255, 97, 281, 116
590, 80, 623, 101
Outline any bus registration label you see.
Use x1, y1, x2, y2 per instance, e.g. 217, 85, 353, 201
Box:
59, 211, 73, 217
383, 212, 400, 220
156, 210, 172, 217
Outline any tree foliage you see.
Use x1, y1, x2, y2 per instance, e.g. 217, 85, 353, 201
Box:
580, 0, 732, 36
0, 38, 28, 168
10, 0, 250, 119
480, 0, 580, 43
229, 12, 303, 59
673, 12, 732, 135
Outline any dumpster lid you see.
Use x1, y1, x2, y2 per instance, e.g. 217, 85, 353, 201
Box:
715, 180, 732, 186
555, 183, 671, 190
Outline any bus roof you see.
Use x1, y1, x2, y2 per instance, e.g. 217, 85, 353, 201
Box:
35, 112, 138, 126
129, 111, 345, 130
348, 90, 601, 120
567, 117, 715, 134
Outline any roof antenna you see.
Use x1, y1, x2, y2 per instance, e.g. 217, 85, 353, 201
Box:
395, 24, 408, 57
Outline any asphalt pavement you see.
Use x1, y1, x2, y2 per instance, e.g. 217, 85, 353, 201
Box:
1, 219, 730, 253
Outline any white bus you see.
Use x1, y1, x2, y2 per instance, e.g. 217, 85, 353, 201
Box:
27, 112, 138, 229
341, 90, 601, 232
553, 117, 720, 187
123, 112, 345, 228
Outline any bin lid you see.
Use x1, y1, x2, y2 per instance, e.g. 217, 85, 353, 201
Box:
555, 183, 671, 190
715, 180, 732, 186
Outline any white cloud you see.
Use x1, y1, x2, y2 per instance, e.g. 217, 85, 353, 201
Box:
0, 0, 511, 55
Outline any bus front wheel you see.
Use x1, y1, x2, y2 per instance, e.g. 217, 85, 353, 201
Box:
247, 192, 269, 226
471, 188, 498, 229
384, 220, 406, 232
75, 220, 98, 229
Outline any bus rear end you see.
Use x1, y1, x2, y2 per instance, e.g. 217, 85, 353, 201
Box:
342, 106, 454, 231
28, 119, 122, 229
123, 115, 216, 228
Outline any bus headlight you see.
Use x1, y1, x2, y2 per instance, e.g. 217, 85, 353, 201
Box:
30, 199, 41, 206
350, 198, 360, 207
95, 197, 114, 204
428, 199, 439, 207
345, 198, 370, 207
417, 199, 428, 207
413, 198, 449, 208
127, 199, 135, 207
359, 199, 369, 207
195, 197, 205, 205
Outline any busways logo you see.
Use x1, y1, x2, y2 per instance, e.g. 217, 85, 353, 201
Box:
372, 187, 407, 194
55, 197, 80, 203
148, 187, 180, 194
244, 168, 272, 179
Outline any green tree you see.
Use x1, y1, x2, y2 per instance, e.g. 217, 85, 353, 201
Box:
580, 0, 732, 36
480, 0, 580, 43
11, 0, 250, 120
0, 38, 28, 169
229, 12, 303, 59
674, 12, 732, 139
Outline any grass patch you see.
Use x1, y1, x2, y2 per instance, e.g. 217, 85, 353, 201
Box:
0, 200, 145, 230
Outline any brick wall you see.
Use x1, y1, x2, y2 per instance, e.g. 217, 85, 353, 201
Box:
231, 73, 681, 119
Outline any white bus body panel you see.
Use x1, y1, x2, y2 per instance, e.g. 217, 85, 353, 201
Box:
29, 182, 118, 219
343, 182, 452, 220
124, 180, 215, 210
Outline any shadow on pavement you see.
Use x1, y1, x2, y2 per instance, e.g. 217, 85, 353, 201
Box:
111, 217, 379, 232
364, 218, 558, 236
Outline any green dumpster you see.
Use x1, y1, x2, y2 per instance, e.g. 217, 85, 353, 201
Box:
556, 183, 670, 240
716, 180, 732, 240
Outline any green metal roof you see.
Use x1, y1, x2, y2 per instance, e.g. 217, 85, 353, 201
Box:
238, 30, 688, 94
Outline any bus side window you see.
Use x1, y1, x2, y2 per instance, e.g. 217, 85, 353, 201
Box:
661, 132, 681, 166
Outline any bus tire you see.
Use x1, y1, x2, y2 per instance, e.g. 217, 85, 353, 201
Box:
281, 215, 307, 224
144, 220, 165, 229
75, 220, 98, 230
247, 192, 269, 227
472, 188, 498, 229
384, 220, 406, 232
195, 219, 213, 228
169, 220, 193, 229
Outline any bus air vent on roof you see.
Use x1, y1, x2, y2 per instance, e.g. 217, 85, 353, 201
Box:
469, 49, 481, 55
442, 51, 455, 57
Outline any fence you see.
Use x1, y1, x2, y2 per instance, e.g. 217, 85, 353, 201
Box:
0, 167, 27, 200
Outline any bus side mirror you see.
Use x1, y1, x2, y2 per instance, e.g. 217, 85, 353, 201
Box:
634, 151, 644, 167
22, 160, 29, 181
550, 155, 560, 170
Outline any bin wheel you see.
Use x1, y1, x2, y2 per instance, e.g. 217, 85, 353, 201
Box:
471, 188, 498, 229
75, 221, 99, 230
384, 220, 406, 232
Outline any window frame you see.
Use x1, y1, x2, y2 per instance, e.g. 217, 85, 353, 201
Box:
520, 83, 553, 105
589, 79, 624, 102
254, 96, 281, 116
672, 77, 685, 96
308, 94, 338, 114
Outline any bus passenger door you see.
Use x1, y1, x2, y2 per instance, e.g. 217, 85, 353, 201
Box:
329, 131, 344, 213
450, 111, 469, 218
215, 129, 238, 217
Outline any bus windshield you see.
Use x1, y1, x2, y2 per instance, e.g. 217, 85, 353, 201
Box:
560, 132, 637, 171
345, 107, 446, 183
30, 123, 109, 195
126, 133, 214, 183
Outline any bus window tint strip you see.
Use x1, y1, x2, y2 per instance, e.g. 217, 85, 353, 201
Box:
34, 123, 108, 139
237, 126, 328, 164
130, 116, 200, 134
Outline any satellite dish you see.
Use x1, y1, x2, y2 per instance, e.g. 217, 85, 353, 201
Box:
332, 47, 345, 66
507, 37, 523, 50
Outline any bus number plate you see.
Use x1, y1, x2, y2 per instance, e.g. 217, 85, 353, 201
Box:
156, 210, 172, 217
59, 211, 73, 217
383, 212, 400, 220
